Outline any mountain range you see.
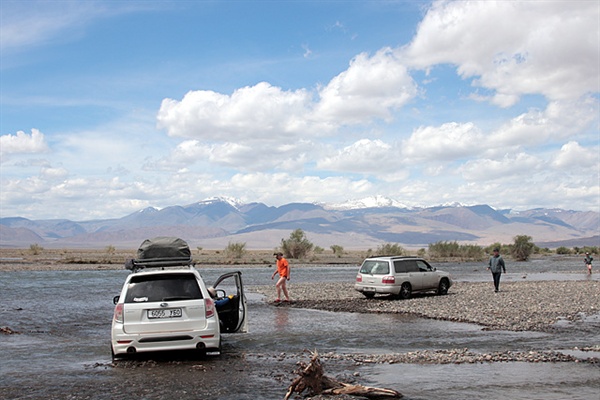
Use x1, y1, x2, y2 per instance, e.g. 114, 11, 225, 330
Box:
1, 197, 598, 250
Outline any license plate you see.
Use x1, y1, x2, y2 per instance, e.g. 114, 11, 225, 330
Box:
148, 308, 182, 319
363, 287, 375, 292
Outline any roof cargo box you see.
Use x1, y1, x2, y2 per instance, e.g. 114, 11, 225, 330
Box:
132, 237, 193, 268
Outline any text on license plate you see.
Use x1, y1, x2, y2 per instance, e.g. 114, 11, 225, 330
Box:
363, 287, 375, 292
148, 308, 182, 319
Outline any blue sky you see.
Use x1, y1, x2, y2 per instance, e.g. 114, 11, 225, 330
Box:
1, 0, 599, 221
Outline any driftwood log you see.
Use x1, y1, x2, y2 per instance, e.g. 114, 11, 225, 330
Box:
284, 351, 402, 399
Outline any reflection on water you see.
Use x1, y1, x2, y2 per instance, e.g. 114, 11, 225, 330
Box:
273, 307, 290, 331
364, 362, 600, 400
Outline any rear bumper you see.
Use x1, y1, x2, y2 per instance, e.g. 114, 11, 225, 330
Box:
111, 324, 220, 355
354, 283, 397, 295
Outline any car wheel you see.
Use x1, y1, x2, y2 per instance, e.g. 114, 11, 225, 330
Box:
438, 278, 449, 295
363, 292, 375, 299
398, 283, 411, 299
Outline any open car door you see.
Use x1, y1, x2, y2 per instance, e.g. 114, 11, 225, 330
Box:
212, 271, 248, 333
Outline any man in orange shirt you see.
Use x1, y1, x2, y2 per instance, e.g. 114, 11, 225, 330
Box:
271, 252, 290, 302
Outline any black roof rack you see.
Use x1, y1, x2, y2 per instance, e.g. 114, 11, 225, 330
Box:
125, 257, 194, 273
366, 255, 419, 259
125, 236, 194, 273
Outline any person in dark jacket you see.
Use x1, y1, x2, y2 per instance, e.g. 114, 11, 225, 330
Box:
487, 248, 506, 292
584, 252, 593, 275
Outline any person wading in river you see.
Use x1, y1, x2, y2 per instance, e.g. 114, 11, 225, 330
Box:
487, 248, 506, 293
271, 252, 290, 302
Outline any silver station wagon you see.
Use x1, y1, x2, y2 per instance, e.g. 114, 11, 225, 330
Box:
355, 256, 452, 299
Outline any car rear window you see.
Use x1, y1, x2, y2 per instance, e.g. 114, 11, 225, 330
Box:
125, 273, 203, 303
360, 261, 390, 274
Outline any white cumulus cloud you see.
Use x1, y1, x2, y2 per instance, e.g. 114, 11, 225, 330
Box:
157, 50, 418, 142
157, 82, 322, 140
316, 48, 418, 123
317, 139, 398, 174
489, 97, 599, 149
0, 129, 49, 159
404, 0, 599, 106
552, 141, 598, 169
459, 152, 543, 181
402, 122, 486, 162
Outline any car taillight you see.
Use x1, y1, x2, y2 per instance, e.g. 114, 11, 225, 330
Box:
113, 303, 123, 323
205, 298, 215, 318
356, 274, 362, 282
382, 276, 395, 284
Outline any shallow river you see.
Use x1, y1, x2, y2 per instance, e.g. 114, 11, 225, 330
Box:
1, 259, 599, 399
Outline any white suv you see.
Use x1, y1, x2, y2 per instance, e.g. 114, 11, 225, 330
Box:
355, 256, 452, 299
111, 237, 247, 360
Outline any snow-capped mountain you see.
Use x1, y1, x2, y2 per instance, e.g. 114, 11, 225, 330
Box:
438, 202, 469, 208
1, 198, 598, 249
138, 207, 160, 214
198, 196, 245, 210
324, 195, 412, 210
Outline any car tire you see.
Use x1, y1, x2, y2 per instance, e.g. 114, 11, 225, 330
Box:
363, 292, 375, 299
438, 278, 449, 295
398, 283, 411, 299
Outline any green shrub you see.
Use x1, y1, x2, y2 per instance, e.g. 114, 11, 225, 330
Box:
376, 243, 405, 256
428, 241, 484, 260
581, 246, 599, 255
29, 243, 44, 255
280, 229, 314, 259
330, 245, 344, 258
556, 246, 571, 255
511, 235, 535, 261
224, 241, 246, 259
484, 242, 504, 254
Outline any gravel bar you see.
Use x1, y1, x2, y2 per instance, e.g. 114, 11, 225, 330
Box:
250, 347, 600, 365
252, 280, 600, 332
252, 280, 600, 365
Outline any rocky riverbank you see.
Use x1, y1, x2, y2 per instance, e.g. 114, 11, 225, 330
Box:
250, 347, 600, 366
251, 280, 600, 366
252, 280, 600, 332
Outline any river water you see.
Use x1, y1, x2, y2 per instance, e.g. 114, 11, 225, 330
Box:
1, 259, 599, 399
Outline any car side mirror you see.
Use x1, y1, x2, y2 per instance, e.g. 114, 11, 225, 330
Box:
113, 295, 120, 305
